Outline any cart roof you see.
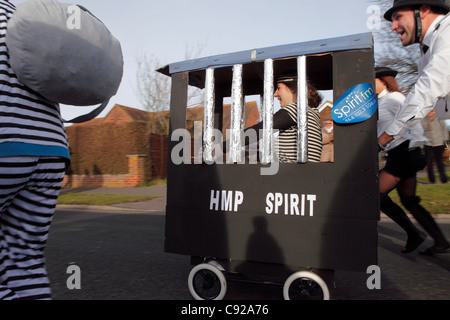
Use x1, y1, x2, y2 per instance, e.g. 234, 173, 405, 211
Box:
157, 32, 373, 91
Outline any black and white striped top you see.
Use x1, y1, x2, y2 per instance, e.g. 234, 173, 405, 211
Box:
0, 1, 69, 159
277, 103, 322, 163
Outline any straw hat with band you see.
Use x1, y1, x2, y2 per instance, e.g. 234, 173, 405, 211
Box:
375, 66, 399, 78
277, 73, 297, 85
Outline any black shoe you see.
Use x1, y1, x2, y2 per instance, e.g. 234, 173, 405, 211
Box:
402, 231, 427, 254
419, 244, 450, 256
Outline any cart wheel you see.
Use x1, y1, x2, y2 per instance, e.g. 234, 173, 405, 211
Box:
283, 271, 330, 300
188, 263, 227, 300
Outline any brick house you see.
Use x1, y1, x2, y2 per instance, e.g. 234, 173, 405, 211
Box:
63, 101, 335, 188
63, 102, 261, 188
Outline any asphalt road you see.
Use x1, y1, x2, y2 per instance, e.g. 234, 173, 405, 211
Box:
46, 208, 450, 300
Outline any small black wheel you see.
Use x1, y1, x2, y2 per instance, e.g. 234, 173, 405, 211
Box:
188, 263, 227, 300
283, 271, 330, 300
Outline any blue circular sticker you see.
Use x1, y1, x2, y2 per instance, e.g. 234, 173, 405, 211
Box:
332, 83, 378, 124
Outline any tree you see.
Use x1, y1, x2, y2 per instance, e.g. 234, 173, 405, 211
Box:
136, 52, 171, 113
135, 41, 207, 113
135, 43, 207, 134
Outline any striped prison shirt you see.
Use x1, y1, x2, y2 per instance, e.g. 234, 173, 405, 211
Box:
0, 1, 69, 160
242, 103, 323, 163
278, 103, 322, 163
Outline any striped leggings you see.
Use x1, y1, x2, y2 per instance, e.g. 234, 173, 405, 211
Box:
0, 157, 66, 300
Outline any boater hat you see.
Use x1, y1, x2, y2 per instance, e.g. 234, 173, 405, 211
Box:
375, 66, 398, 78
277, 72, 297, 84
384, 0, 450, 21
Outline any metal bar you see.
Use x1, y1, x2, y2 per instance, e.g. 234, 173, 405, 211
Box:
262, 59, 274, 164
297, 56, 308, 163
204, 67, 215, 163
229, 64, 244, 163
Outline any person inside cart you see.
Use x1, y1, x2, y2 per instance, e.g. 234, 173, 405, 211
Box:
320, 117, 334, 162
241, 72, 323, 163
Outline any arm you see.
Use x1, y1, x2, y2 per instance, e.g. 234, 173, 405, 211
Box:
377, 92, 406, 147
243, 108, 296, 143
383, 25, 450, 142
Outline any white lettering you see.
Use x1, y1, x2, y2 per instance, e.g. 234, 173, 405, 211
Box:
284, 193, 289, 215
366, 5, 381, 30
234, 191, 244, 212
209, 191, 316, 216
265, 192, 317, 217
67, 5, 81, 30
266, 193, 274, 214
210, 190, 220, 211
301, 194, 305, 216
274, 193, 283, 214
181, 304, 215, 317
290, 194, 299, 215
193, 121, 203, 164
171, 128, 191, 165
66, 264, 81, 290
170, 123, 281, 176
209, 190, 244, 212
307, 194, 317, 217
204, 128, 224, 165
222, 190, 233, 211
366, 265, 381, 289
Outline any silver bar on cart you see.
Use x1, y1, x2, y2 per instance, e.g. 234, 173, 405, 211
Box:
229, 64, 244, 163
262, 59, 274, 164
297, 56, 308, 163
204, 67, 215, 163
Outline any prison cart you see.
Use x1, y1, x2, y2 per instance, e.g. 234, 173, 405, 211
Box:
158, 32, 379, 300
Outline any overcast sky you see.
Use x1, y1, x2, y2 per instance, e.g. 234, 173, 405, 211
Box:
11, 0, 385, 120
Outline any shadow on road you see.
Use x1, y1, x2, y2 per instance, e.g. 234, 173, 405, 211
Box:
46, 210, 450, 300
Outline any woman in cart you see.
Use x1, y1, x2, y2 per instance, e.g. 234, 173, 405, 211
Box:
242, 72, 323, 163
376, 66, 450, 255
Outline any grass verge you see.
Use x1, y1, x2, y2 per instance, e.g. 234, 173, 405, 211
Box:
389, 182, 449, 215
57, 178, 447, 214
57, 193, 157, 206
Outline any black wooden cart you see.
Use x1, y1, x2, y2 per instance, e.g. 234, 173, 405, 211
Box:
158, 32, 379, 300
